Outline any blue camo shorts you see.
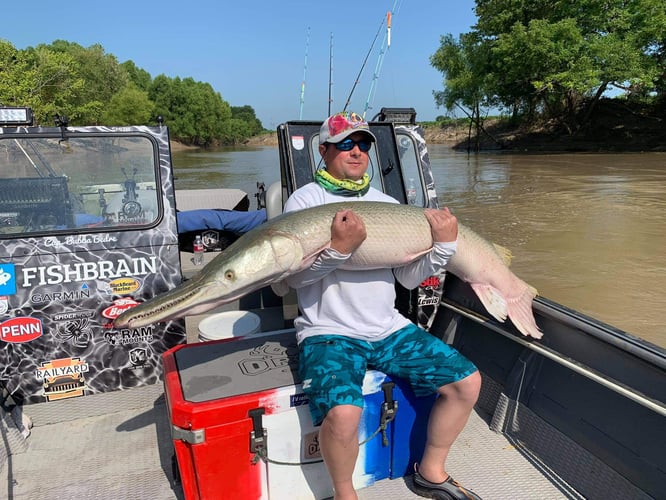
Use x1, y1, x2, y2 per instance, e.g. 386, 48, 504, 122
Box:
298, 323, 478, 425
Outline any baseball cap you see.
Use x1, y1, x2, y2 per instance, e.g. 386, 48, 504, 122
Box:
319, 111, 377, 145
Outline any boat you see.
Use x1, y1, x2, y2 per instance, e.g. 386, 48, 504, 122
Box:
0, 106, 663, 499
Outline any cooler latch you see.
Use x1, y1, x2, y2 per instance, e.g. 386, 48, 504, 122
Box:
380, 381, 398, 446
249, 407, 268, 454
171, 425, 205, 444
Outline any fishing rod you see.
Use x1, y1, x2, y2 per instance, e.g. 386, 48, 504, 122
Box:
299, 27, 311, 120
328, 33, 334, 116
342, 14, 386, 112
363, 0, 401, 118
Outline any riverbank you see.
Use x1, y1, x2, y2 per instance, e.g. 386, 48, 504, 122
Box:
241, 100, 664, 152
240, 127, 463, 148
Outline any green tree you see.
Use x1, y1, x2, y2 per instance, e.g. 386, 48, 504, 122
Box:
121, 60, 152, 92
1, 39, 267, 144
149, 75, 232, 146
45, 40, 128, 124
432, 0, 666, 131
231, 105, 264, 135
220, 118, 254, 144
0, 40, 85, 124
102, 84, 155, 125
430, 33, 493, 149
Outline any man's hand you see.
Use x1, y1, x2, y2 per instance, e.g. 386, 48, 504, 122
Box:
424, 207, 458, 243
330, 209, 367, 254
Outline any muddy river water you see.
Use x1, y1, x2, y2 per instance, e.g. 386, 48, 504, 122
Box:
173, 146, 666, 349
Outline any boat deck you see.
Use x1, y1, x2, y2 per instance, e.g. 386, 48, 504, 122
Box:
1, 380, 577, 499
0, 251, 584, 499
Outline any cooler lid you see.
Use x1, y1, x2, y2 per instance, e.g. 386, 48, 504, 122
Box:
174, 331, 300, 402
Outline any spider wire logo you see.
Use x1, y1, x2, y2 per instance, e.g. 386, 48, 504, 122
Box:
53, 310, 95, 348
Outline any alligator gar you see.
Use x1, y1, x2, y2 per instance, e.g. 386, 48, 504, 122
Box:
114, 201, 542, 338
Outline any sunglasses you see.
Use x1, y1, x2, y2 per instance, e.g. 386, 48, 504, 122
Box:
333, 138, 372, 152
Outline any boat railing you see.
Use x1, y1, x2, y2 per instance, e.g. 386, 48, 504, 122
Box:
439, 297, 666, 417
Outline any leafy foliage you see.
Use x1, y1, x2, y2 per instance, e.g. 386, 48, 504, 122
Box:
0, 39, 264, 145
431, 0, 666, 132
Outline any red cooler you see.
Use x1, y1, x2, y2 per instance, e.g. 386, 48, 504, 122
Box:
163, 330, 407, 500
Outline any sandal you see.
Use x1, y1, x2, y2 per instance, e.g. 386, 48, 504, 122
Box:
412, 465, 482, 500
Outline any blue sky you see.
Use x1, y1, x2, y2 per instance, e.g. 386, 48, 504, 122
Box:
3, 0, 478, 129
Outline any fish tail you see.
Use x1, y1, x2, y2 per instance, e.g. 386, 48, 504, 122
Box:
470, 283, 508, 322
507, 287, 543, 339
470, 282, 542, 339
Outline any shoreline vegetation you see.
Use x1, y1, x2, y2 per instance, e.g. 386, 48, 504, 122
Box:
237, 100, 666, 153
173, 100, 665, 153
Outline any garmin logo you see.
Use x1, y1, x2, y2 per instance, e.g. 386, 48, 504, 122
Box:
31, 287, 90, 304
21, 257, 157, 287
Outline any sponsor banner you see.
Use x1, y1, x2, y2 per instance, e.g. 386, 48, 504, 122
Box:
0, 316, 43, 343
102, 298, 141, 321
104, 326, 154, 346
31, 285, 91, 304
129, 347, 149, 369
102, 277, 142, 295
0, 264, 16, 295
36, 357, 89, 402
21, 256, 157, 287
417, 273, 446, 330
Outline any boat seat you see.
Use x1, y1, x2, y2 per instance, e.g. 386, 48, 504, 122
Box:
265, 181, 285, 219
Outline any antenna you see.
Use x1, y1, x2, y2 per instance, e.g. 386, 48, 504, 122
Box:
299, 27, 311, 120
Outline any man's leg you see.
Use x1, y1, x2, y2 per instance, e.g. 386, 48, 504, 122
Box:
319, 404, 363, 500
417, 370, 482, 483
298, 336, 368, 500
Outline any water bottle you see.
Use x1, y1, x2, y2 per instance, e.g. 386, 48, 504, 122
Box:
193, 235, 204, 266
407, 178, 417, 205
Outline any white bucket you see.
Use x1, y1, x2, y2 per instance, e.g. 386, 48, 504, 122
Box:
197, 311, 261, 342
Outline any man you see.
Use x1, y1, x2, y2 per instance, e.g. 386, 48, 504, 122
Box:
283, 111, 482, 500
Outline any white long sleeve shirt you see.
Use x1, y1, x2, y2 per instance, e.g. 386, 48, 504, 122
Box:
283, 182, 456, 344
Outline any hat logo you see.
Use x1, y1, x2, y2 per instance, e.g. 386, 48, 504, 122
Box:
329, 112, 366, 137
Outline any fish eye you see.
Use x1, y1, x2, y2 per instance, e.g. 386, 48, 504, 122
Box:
224, 270, 235, 281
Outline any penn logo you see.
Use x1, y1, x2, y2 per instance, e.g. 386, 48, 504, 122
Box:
0, 317, 43, 343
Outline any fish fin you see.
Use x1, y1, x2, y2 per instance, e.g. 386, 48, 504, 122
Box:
492, 243, 513, 266
271, 281, 290, 297
470, 283, 508, 322
271, 244, 329, 297
507, 287, 543, 339
301, 244, 331, 265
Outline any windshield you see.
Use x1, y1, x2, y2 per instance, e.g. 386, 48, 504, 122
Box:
0, 134, 159, 237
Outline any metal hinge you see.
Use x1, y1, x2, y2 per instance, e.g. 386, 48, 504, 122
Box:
249, 407, 268, 454
381, 381, 398, 426
171, 425, 206, 444
380, 381, 398, 447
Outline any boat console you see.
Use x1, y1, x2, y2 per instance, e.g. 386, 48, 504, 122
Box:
0, 109, 186, 404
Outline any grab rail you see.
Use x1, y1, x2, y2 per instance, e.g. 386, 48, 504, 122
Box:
439, 298, 666, 417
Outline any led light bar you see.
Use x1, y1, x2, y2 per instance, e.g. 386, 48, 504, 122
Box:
0, 107, 34, 126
